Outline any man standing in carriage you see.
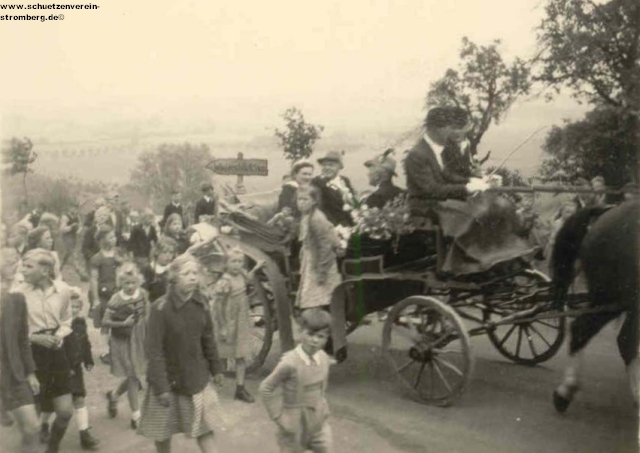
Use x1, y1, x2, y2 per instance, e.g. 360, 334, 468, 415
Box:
404, 106, 535, 276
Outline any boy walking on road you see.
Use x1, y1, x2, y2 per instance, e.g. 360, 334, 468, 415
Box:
259, 309, 334, 453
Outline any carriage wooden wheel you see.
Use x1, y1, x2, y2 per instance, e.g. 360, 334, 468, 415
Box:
482, 269, 565, 365
382, 295, 473, 406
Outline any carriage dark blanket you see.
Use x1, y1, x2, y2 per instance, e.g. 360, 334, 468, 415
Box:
438, 193, 538, 275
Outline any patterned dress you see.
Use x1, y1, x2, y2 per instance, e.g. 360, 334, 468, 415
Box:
103, 289, 148, 380
212, 272, 252, 360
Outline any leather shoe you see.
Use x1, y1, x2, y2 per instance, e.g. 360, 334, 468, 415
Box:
234, 386, 255, 403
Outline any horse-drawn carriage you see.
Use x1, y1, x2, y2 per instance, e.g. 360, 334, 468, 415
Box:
190, 189, 637, 407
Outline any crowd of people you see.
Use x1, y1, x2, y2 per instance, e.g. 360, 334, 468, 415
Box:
1, 105, 638, 453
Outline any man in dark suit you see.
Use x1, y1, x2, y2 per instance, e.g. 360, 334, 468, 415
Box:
404, 106, 488, 222
194, 182, 217, 223
405, 106, 532, 276
312, 150, 357, 227
161, 189, 187, 228
363, 148, 404, 209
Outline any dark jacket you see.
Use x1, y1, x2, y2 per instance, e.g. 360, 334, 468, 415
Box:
404, 138, 469, 219
0, 292, 36, 385
26, 212, 41, 229
81, 225, 100, 263
146, 290, 222, 396
194, 197, 216, 223
365, 181, 404, 210
161, 203, 187, 229
63, 317, 94, 369
128, 224, 158, 259
312, 175, 356, 227
441, 144, 476, 182
143, 265, 169, 303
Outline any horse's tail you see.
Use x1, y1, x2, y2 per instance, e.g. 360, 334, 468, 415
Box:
550, 206, 609, 305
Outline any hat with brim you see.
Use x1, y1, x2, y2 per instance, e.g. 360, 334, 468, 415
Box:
317, 150, 344, 168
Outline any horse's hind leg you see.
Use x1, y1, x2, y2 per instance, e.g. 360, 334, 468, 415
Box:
617, 308, 640, 406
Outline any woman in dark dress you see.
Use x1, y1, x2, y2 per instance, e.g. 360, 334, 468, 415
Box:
0, 248, 40, 453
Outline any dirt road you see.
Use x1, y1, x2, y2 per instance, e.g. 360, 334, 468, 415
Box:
1, 273, 636, 453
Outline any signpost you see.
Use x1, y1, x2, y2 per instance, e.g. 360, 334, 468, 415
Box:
206, 152, 268, 194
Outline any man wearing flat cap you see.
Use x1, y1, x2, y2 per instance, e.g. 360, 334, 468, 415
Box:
363, 148, 404, 209
194, 182, 217, 224
312, 150, 357, 227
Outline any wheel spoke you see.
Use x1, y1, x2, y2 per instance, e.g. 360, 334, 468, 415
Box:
433, 347, 464, 355
515, 326, 523, 357
433, 356, 463, 377
432, 359, 453, 394
395, 359, 415, 376
428, 362, 435, 399
497, 324, 518, 348
524, 326, 538, 357
414, 362, 427, 389
536, 319, 560, 330
528, 324, 553, 349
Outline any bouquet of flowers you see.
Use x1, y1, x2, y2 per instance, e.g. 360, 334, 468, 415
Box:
350, 195, 416, 251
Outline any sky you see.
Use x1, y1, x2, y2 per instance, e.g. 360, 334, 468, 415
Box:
0, 0, 588, 183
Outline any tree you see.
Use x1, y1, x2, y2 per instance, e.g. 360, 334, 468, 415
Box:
274, 107, 324, 162
535, 0, 640, 181
2, 137, 38, 204
539, 106, 636, 186
536, 0, 640, 109
426, 37, 532, 156
129, 142, 213, 213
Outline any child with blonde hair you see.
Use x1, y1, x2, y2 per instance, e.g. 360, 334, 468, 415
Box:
102, 262, 149, 429
212, 247, 265, 403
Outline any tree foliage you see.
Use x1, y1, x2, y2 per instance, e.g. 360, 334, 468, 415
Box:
129, 142, 213, 212
536, 0, 640, 109
536, 0, 640, 183
426, 37, 532, 156
1, 137, 38, 203
539, 106, 636, 186
274, 107, 324, 162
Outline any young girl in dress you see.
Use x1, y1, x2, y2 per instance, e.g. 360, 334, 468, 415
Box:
212, 247, 265, 403
89, 225, 124, 364
102, 262, 149, 429
143, 238, 177, 303
139, 254, 224, 453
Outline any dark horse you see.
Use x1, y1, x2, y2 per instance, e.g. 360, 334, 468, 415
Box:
550, 199, 640, 412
